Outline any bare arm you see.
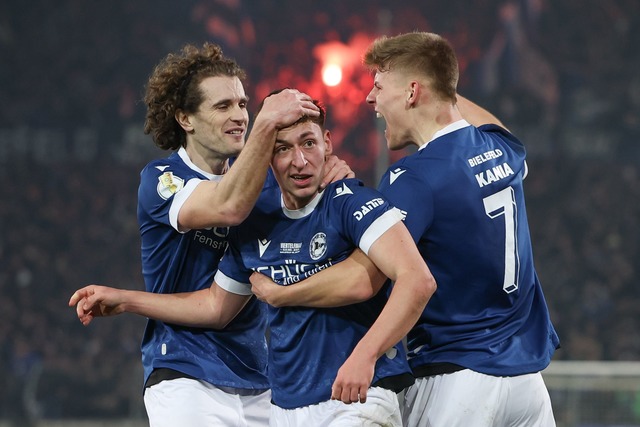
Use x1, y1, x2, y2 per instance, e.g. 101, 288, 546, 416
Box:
179, 89, 320, 229
456, 94, 508, 130
331, 221, 436, 404
250, 249, 386, 308
68, 284, 250, 330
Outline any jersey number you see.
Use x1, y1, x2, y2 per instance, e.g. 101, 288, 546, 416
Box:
483, 187, 519, 294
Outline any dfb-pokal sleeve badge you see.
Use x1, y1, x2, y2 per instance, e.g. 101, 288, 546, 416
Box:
157, 171, 185, 200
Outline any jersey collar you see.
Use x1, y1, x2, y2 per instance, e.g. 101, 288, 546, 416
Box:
178, 147, 224, 181
281, 190, 325, 219
418, 119, 471, 151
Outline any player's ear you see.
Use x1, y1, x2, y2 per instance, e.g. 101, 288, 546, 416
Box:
407, 81, 420, 107
175, 109, 194, 133
323, 130, 333, 157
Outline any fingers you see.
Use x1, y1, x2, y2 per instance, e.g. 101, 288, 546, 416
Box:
249, 272, 264, 293
294, 90, 320, 117
69, 286, 96, 326
320, 155, 355, 189
331, 384, 368, 404
74, 297, 95, 326
262, 89, 320, 129
249, 271, 264, 285
68, 286, 92, 306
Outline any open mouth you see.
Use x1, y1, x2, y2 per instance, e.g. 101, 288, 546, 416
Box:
291, 174, 312, 182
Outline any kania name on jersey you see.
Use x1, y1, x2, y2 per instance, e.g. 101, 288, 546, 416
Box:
474, 162, 515, 188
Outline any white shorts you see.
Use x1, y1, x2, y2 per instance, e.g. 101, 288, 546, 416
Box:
402, 369, 555, 427
270, 386, 401, 427
143, 377, 270, 427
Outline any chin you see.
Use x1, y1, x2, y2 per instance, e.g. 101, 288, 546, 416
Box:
387, 136, 413, 151
387, 140, 404, 151
229, 143, 244, 156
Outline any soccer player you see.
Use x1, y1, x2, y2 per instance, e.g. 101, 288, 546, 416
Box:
69, 43, 351, 427
70, 98, 436, 426
250, 32, 560, 427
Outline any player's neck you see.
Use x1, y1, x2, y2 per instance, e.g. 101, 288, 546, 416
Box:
185, 144, 229, 175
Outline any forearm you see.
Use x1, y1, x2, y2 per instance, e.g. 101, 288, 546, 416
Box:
182, 119, 276, 229
456, 95, 507, 129
351, 272, 435, 360
209, 118, 277, 224
123, 288, 222, 328
266, 250, 385, 307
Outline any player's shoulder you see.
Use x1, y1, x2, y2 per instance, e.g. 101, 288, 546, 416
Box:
476, 124, 526, 154
323, 179, 390, 217
138, 152, 197, 201
141, 152, 189, 177
382, 155, 426, 185
140, 151, 203, 187
323, 178, 375, 199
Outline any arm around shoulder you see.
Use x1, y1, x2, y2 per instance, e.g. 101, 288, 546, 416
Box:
250, 249, 386, 308
456, 94, 508, 130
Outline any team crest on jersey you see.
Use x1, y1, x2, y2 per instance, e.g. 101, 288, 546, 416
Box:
309, 232, 327, 260
157, 172, 184, 200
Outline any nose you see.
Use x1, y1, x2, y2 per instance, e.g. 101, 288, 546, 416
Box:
230, 104, 247, 123
365, 89, 376, 106
291, 147, 307, 168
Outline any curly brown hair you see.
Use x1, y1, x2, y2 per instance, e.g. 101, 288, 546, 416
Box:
143, 42, 247, 150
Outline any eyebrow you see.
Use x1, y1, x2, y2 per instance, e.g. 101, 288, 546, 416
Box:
275, 130, 317, 145
212, 96, 249, 107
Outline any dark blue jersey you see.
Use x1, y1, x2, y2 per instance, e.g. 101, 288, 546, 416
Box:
378, 121, 559, 376
215, 178, 413, 409
137, 148, 269, 390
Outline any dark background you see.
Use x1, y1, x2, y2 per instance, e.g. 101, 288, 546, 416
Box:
1, 0, 639, 421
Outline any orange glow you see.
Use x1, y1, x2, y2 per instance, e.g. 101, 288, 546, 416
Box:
321, 64, 343, 86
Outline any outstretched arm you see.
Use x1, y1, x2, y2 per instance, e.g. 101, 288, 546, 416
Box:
68, 284, 250, 330
250, 248, 386, 308
331, 221, 436, 404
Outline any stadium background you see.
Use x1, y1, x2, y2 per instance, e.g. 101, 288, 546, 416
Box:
1, 0, 639, 425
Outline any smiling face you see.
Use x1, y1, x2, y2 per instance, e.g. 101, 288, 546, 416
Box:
183, 75, 249, 161
366, 70, 414, 151
271, 121, 332, 210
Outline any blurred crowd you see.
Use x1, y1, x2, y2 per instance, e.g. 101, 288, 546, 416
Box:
1, 0, 638, 421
